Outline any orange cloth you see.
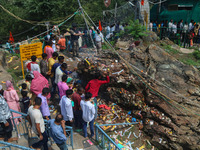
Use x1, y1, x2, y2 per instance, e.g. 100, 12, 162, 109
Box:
58, 38, 66, 50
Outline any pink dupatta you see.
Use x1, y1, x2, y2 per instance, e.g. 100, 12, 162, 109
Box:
30, 71, 50, 99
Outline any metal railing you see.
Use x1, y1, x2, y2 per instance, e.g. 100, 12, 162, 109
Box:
44, 120, 74, 149
0, 141, 33, 150
95, 122, 138, 150
10, 109, 29, 139
148, 27, 199, 48
9, 109, 73, 149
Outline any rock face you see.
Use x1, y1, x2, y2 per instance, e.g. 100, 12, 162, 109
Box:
117, 44, 200, 150
0, 50, 13, 89
78, 42, 200, 149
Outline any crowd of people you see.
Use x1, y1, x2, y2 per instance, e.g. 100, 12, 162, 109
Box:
0, 42, 111, 149
3, 21, 128, 57
3, 23, 107, 56
149, 19, 200, 47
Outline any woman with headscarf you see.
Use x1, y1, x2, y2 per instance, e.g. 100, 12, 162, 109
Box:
3, 81, 20, 125
30, 71, 50, 102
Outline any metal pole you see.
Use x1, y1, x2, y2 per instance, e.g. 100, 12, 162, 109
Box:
77, 0, 97, 54
159, 0, 161, 13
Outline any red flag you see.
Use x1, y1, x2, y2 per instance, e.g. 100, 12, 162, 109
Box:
9, 31, 14, 43
104, 0, 111, 7
99, 20, 102, 31
141, 0, 144, 5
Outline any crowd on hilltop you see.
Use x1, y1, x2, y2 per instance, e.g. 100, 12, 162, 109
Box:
149, 19, 200, 47
0, 24, 113, 149
2, 21, 127, 55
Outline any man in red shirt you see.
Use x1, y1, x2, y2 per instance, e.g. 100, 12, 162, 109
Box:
72, 86, 85, 130
85, 72, 110, 118
85, 72, 110, 98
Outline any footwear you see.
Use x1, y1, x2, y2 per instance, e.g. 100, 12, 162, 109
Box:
7, 137, 18, 142
75, 129, 82, 132
30, 146, 41, 150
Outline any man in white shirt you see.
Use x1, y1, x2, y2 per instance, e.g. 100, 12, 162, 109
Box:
189, 20, 194, 31
55, 63, 68, 85
172, 22, 177, 34
27, 97, 48, 150
80, 92, 95, 138
95, 30, 104, 54
59, 89, 74, 126
106, 25, 111, 36
27, 55, 41, 78
168, 19, 173, 33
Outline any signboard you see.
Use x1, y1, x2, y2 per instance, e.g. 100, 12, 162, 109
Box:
20, 42, 42, 78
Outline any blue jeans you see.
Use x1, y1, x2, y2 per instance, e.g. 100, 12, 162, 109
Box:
93, 97, 98, 119
32, 131, 48, 150
56, 142, 68, 150
83, 119, 94, 138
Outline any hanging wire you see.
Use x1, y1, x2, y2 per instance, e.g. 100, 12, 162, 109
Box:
81, 7, 200, 117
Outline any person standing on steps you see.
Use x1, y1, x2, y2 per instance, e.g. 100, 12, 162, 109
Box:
4, 81, 20, 125
27, 97, 48, 150
57, 74, 72, 100
70, 23, 84, 57
38, 88, 51, 120
40, 53, 49, 79
72, 86, 85, 131
80, 92, 95, 138
0, 93, 18, 142
27, 55, 41, 78
59, 89, 74, 127
49, 114, 68, 150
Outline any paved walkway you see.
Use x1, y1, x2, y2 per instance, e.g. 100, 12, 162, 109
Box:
8, 130, 100, 150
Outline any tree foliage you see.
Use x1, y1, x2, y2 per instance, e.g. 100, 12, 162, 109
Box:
0, 0, 127, 42
117, 20, 147, 40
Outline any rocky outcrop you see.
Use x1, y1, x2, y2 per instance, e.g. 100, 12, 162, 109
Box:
78, 42, 200, 149
116, 44, 200, 150
0, 50, 13, 88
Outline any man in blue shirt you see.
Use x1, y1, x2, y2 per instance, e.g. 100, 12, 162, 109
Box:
49, 114, 68, 150
51, 56, 72, 99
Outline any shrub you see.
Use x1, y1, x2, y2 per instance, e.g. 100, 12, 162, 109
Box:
118, 19, 147, 40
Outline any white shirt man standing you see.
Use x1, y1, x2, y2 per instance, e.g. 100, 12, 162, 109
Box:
95, 30, 104, 54
27, 97, 48, 150
80, 92, 95, 138
59, 89, 74, 126
168, 20, 173, 32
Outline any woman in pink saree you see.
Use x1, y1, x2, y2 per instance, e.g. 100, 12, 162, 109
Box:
30, 71, 50, 101
3, 81, 20, 125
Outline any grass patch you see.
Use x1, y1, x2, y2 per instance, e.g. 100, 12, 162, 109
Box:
163, 45, 179, 54
193, 50, 200, 59
180, 58, 200, 66
7, 68, 23, 84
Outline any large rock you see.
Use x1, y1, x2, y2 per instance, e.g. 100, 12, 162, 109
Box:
77, 41, 200, 149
